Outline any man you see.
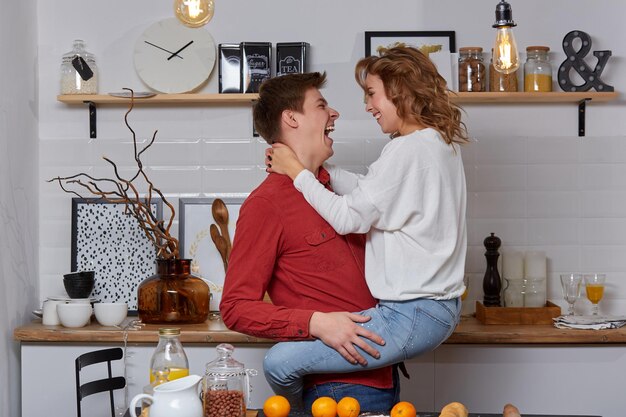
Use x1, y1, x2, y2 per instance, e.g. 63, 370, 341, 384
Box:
220, 72, 398, 411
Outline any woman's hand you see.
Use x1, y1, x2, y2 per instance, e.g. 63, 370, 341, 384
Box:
309, 311, 385, 366
265, 143, 305, 180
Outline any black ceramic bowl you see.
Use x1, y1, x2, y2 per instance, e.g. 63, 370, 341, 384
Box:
63, 271, 95, 281
63, 271, 95, 298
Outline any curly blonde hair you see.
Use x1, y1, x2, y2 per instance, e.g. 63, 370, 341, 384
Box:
355, 46, 469, 145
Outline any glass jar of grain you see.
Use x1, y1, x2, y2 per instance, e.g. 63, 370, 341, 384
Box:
524, 46, 552, 92
489, 49, 518, 92
60, 40, 98, 95
458, 47, 486, 92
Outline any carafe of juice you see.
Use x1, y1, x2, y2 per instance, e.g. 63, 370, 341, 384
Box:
149, 328, 189, 384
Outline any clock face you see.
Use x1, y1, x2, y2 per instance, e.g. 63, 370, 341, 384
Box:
134, 18, 216, 93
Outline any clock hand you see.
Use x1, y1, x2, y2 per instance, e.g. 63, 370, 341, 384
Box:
167, 40, 194, 61
144, 41, 183, 59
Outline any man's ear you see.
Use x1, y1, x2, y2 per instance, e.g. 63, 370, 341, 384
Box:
281, 110, 299, 128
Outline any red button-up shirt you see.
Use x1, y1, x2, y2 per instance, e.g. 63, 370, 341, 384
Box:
221, 169, 393, 389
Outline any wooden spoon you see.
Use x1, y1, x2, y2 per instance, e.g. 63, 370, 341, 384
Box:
211, 199, 232, 258
210, 224, 229, 273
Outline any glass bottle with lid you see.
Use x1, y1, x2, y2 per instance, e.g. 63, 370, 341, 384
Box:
524, 46, 552, 92
60, 39, 98, 95
458, 47, 486, 92
203, 344, 250, 417
149, 328, 190, 384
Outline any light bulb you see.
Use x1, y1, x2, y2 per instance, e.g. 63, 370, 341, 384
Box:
174, 0, 214, 28
493, 26, 520, 74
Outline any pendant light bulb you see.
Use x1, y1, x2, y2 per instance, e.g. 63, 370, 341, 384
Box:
492, 0, 520, 74
174, 0, 214, 28
493, 26, 520, 74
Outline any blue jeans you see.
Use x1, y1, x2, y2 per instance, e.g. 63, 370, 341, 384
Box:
303, 365, 400, 412
264, 298, 461, 409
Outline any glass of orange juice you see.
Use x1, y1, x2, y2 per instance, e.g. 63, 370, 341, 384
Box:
584, 273, 606, 315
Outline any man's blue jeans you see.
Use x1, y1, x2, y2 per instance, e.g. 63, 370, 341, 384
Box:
264, 298, 461, 409
303, 366, 400, 412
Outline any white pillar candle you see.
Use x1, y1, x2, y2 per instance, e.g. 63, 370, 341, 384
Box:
524, 251, 547, 279
502, 250, 524, 280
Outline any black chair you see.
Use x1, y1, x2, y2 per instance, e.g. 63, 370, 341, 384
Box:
75, 347, 126, 417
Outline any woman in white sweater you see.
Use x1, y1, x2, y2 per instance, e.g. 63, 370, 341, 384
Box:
264, 46, 470, 408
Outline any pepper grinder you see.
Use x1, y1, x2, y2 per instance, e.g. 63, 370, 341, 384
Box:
482, 233, 502, 306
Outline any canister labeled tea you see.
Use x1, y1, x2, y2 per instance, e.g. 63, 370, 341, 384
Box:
276, 42, 309, 76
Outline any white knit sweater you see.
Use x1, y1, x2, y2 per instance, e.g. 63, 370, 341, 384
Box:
294, 128, 467, 301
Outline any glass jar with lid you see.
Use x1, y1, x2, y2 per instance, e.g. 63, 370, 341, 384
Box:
489, 48, 518, 92
149, 328, 190, 384
203, 344, 256, 417
524, 46, 552, 92
60, 39, 98, 95
458, 47, 486, 92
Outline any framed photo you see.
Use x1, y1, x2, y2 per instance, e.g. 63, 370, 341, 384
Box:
71, 198, 163, 312
179, 196, 247, 311
365, 31, 456, 57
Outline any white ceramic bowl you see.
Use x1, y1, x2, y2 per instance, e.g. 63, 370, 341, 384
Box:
57, 303, 92, 328
94, 302, 128, 327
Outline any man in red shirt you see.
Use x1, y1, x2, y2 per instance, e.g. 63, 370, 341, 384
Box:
220, 72, 398, 411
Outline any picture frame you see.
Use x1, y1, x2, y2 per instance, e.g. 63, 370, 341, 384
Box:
179, 196, 248, 311
71, 198, 163, 312
364, 30, 456, 57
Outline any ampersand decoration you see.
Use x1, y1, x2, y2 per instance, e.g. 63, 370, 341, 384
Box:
558, 30, 614, 92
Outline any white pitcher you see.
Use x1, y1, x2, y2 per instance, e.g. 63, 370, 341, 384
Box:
130, 375, 203, 417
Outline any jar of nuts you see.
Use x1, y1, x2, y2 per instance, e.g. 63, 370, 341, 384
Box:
203, 344, 255, 417
458, 47, 486, 92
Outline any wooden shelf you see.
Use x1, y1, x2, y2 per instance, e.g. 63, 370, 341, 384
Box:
451, 91, 618, 104
57, 91, 618, 138
57, 91, 616, 105
57, 93, 259, 105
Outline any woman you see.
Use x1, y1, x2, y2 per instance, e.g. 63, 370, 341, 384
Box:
264, 46, 470, 408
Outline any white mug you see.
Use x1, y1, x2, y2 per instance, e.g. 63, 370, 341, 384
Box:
42, 300, 63, 325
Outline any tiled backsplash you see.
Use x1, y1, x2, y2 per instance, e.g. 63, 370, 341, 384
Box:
39, 132, 626, 314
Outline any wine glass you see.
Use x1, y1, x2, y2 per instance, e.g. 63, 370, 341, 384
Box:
584, 274, 606, 315
560, 274, 582, 316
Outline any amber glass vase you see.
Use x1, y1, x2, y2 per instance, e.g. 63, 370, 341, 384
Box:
138, 258, 210, 324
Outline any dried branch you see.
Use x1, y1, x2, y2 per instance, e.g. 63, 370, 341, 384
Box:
48, 88, 179, 259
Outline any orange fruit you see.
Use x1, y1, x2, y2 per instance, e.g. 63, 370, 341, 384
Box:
311, 396, 338, 417
337, 397, 360, 417
390, 401, 417, 417
263, 395, 291, 417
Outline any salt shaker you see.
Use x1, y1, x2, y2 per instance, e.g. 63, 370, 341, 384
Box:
60, 39, 98, 94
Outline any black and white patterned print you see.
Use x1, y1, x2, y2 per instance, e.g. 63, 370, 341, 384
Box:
71, 200, 162, 310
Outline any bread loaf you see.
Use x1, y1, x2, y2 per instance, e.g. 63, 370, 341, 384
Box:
439, 402, 469, 417
503, 403, 521, 417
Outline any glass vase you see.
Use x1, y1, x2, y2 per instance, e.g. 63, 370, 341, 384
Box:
138, 258, 210, 324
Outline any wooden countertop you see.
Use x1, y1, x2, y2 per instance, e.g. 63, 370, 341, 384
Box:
14, 315, 626, 345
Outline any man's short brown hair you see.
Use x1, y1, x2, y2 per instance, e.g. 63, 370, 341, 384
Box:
253, 72, 327, 144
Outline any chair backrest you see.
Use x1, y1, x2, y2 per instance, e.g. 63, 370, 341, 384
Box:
75, 347, 126, 417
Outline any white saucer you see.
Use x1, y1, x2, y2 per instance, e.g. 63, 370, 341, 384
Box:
108, 91, 156, 98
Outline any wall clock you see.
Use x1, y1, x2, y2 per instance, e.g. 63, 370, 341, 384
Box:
134, 18, 216, 94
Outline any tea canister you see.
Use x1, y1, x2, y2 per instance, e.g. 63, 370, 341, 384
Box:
524, 46, 552, 92
60, 39, 98, 95
458, 47, 486, 92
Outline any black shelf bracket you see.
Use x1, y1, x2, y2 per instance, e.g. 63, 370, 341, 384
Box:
578, 98, 591, 137
84, 101, 97, 139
